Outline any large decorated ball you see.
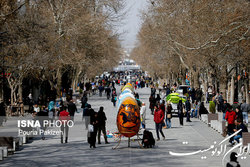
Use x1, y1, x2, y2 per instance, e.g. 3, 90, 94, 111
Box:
117, 96, 140, 137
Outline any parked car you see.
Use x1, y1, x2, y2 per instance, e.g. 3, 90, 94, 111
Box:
166, 93, 187, 114
176, 85, 190, 96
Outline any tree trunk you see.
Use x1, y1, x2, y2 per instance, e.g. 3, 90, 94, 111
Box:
219, 65, 227, 98
230, 74, 235, 104
10, 86, 15, 105
72, 68, 82, 93
227, 81, 230, 103
172, 73, 177, 85
208, 71, 213, 88
245, 77, 249, 104
242, 85, 246, 101
18, 83, 24, 115
14, 90, 17, 104
18, 84, 23, 102
72, 78, 76, 93
167, 72, 171, 85
56, 68, 62, 98
201, 79, 207, 102
190, 69, 194, 88
193, 70, 199, 89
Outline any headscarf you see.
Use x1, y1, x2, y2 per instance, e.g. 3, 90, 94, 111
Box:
48, 101, 54, 111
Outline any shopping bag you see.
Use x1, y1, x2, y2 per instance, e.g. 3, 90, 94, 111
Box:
88, 124, 94, 132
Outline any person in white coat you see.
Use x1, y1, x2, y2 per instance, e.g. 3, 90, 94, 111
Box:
140, 102, 146, 129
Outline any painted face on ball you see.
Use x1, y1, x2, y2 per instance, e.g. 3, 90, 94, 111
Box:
117, 97, 140, 137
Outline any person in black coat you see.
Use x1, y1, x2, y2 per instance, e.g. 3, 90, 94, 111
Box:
83, 104, 91, 129
235, 107, 243, 123
37, 105, 49, 140
81, 93, 88, 109
151, 86, 156, 97
185, 98, 192, 122
97, 107, 109, 144
149, 95, 156, 115
155, 94, 161, 106
88, 108, 98, 148
177, 100, 184, 126
199, 102, 208, 118
67, 99, 77, 121
105, 87, 111, 100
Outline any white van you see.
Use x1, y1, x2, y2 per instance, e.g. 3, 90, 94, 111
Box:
176, 85, 190, 95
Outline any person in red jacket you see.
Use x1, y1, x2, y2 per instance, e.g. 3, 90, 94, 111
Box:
225, 105, 236, 144
154, 105, 165, 141
59, 106, 70, 144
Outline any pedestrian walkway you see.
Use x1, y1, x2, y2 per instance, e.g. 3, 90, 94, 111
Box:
0, 86, 249, 167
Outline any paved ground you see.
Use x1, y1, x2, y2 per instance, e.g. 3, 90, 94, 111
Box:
0, 86, 249, 167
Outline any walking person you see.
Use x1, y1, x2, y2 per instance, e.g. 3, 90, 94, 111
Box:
81, 92, 88, 109
159, 100, 166, 127
105, 86, 111, 100
135, 93, 142, 108
140, 102, 146, 129
98, 84, 104, 97
97, 107, 109, 144
149, 95, 156, 115
166, 101, 172, 128
88, 109, 98, 148
241, 100, 250, 126
36, 105, 48, 140
83, 104, 91, 129
222, 100, 229, 121
111, 89, 117, 107
205, 91, 209, 104
155, 94, 161, 106
151, 85, 156, 97
48, 100, 55, 120
68, 99, 77, 121
225, 105, 236, 145
235, 107, 243, 121
59, 106, 70, 143
218, 92, 224, 112
185, 98, 192, 122
191, 100, 197, 118
177, 100, 185, 126
154, 105, 165, 141
62, 89, 67, 102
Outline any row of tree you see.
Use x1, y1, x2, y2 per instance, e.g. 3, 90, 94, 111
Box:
0, 0, 124, 105
131, 0, 250, 104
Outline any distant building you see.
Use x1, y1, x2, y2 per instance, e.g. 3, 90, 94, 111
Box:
113, 59, 140, 71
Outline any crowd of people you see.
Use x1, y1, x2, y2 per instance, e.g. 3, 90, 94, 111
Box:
224, 101, 249, 146
1, 71, 249, 155
147, 82, 250, 147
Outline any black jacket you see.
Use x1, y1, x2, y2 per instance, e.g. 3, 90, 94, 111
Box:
199, 105, 208, 115
185, 101, 191, 111
97, 111, 107, 126
81, 96, 88, 108
222, 103, 229, 113
68, 102, 77, 116
177, 102, 184, 115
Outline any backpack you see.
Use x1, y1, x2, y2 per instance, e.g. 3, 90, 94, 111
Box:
142, 130, 155, 148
